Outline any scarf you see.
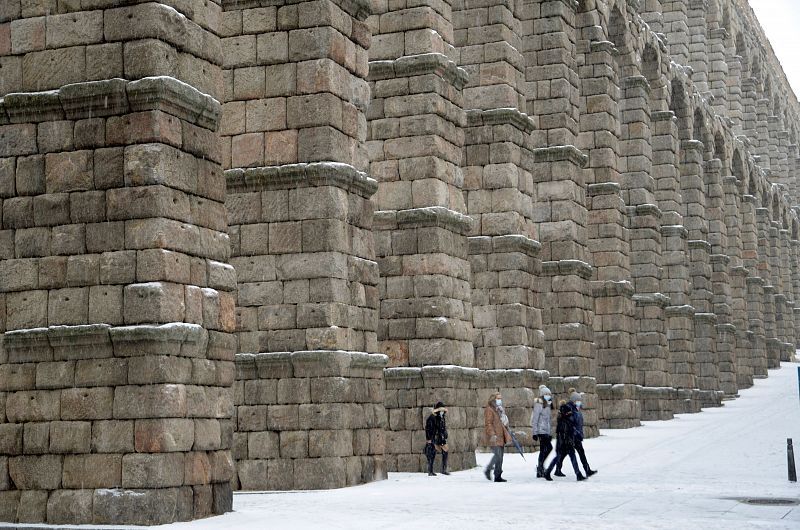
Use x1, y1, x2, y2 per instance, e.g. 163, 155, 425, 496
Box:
496, 404, 509, 427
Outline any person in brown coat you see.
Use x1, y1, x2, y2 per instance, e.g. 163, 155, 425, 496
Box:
483, 392, 512, 482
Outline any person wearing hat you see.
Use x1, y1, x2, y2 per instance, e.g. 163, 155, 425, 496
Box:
531, 385, 554, 478
483, 392, 512, 482
544, 398, 584, 481
566, 388, 596, 478
425, 401, 449, 476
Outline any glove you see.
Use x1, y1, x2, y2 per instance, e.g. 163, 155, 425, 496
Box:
532, 434, 539, 441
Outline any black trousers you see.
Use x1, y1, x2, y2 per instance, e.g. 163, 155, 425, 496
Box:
536, 434, 553, 470
548, 442, 579, 476
558, 439, 591, 474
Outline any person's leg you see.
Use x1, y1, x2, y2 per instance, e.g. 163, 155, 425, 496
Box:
536, 435, 551, 476
439, 444, 449, 474
544, 445, 560, 481
575, 440, 590, 472
567, 447, 584, 480
485, 446, 498, 479
426, 444, 436, 475
555, 443, 566, 476
494, 447, 506, 481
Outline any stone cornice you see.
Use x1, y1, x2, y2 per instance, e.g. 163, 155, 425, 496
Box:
223, 0, 371, 20
633, 293, 671, 308
688, 239, 712, 252
0, 77, 221, 131
531, 145, 589, 168
225, 162, 378, 199
368, 53, 469, 90
665, 305, 696, 317
541, 259, 593, 279
236, 350, 388, 379
661, 225, 688, 238
468, 235, 541, 257
3, 323, 209, 363
465, 108, 536, 134
592, 280, 635, 298
374, 206, 474, 236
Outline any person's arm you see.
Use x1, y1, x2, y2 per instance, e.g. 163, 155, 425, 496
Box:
484, 407, 497, 442
532, 402, 542, 431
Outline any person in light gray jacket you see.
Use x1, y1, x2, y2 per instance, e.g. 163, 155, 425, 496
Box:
531, 385, 554, 478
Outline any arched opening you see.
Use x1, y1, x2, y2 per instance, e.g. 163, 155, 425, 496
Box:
793, 219, 798, 240
748, 172, 758, 198
671, 78, 691, 140
643, 44, 659, 82
733, 149, 746, 190
714, 132, 727, 172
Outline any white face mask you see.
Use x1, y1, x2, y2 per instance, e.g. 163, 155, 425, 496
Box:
496, 399, 503, 407
575, 401, 583, 408
544, 396, 552, 402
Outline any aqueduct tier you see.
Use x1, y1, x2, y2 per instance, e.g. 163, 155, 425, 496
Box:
0, 0, 798, 524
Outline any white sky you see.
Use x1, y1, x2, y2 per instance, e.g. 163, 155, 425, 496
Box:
749, 0, 800, 101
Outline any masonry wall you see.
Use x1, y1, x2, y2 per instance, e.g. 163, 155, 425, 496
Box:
0, 0, 235, 524
1, 0, 800, 518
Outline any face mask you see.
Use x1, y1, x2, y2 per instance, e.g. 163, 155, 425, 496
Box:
544, 396, 552, 402
496, 399, 503, 407
576, 401, 583, 408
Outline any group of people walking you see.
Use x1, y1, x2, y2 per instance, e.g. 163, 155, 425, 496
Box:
530, 385, 597, 481
423, 387, 597, 482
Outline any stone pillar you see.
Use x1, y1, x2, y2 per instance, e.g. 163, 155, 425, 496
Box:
640, 0, 665, 33
0, 1, 235, 524
651, 110, 685, 415
681, 141, 718, 407
686, 0, 709, 95
756, 208, 779, 368
777, 226, 794, 361
707, 160, 736, 397
726, 49, 743, 133
741, 194, 768, 377
527, 0, 598, 435
792, 238, 800, 349
220, 0, 388, 490
708, 27, 728, 117
741, 79, 757, 142
367, 0, 480, 472
723, 176, 752, 389
454, 0, 545, 447
576, 35, 638, 429
662, 0, 689, 65
619, 76, 671, 421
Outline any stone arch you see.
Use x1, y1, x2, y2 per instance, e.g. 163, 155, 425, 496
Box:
714, 131, 728, 173
608, 3, 638, 77
671, 78, 692, 140
733, 148, 748, 196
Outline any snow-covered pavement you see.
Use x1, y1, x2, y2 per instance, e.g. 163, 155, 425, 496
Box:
59, 361, 800, 530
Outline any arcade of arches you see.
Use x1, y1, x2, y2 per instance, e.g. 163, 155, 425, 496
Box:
0, 0, 798, 524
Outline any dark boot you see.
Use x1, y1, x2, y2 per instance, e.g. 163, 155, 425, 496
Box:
576, 473, 586, 481
554, 470, 566, 477
494, 473, 507, 483
427, 453, 436, 476
536, 464, 544, 478
544, 470, 553, 481
484, 468, 491, 480
441, 451, 450, 475
586, 469, 597, 477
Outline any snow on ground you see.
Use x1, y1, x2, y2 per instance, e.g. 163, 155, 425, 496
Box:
160, 361, 800, 530
13, 363, 799, 529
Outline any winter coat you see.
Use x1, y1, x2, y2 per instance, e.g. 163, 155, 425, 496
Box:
484, 399, 512, 447
567, 402, 584, 441
425, 412, 448, 446
555, 403, 577, 448
530, 398, 551, 436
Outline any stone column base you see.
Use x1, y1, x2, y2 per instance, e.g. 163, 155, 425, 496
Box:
697, 389, 724, 408
639, 386, 676, 421
384, 366, 481, 473
383, 366, 549, 472
673, 389, 702, 414
233, 351, 388, 491
780, 342, 795, 362
596, 384, 641, 429
766, 338, 782, 368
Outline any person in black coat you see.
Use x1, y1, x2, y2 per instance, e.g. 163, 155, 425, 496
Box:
425, 401, 449, 476
543, 401, 585, 481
